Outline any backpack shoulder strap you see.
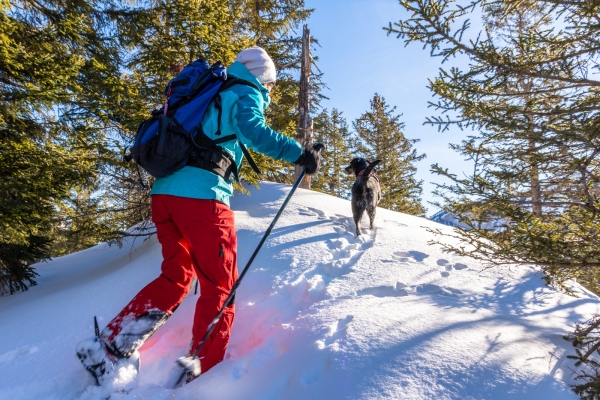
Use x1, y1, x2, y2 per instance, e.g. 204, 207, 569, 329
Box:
211, 77, 264, 180
219, 77, 261, 93
213, 78, 259, 136
213, 77, 261, 136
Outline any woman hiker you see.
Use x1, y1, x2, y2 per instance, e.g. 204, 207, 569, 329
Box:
76, 46, 321, 385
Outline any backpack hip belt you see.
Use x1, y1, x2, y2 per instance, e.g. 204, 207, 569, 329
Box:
187, 147, 237, 182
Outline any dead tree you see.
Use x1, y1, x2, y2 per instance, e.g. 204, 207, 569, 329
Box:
294, 24, 313, 189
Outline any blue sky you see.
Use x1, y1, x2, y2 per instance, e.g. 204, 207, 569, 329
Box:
304, 0, 473, 215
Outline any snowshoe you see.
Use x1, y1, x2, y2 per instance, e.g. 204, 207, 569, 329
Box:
166, 356, 201, 388
179, 356, 201, 384
76, 336, 116, 386
77, 316, 141, 387
77, 336, 141, 385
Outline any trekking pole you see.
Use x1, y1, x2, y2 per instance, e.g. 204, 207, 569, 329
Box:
174, 144, 322, 387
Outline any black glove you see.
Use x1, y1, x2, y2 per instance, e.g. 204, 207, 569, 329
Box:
294, 143, 324, 175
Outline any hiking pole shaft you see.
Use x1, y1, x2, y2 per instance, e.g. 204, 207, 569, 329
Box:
191, 167, 307, 359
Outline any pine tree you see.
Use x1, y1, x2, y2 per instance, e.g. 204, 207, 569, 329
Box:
312, 108, 354, 198
353, 94, 426, 215
0, 0, 122, 293
386, 0, 600, 289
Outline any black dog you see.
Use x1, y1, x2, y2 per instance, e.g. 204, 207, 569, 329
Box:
344, 158, 382, 236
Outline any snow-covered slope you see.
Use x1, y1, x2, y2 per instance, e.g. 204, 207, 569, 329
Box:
1, 182, 598, 400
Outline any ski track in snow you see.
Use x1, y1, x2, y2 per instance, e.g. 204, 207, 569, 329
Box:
1, 182, 599, 400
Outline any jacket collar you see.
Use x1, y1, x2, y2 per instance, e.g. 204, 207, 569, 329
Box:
227, 61, 270, 106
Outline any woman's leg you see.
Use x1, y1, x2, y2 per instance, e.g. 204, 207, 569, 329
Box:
101, 194, 195, 357
172, 199, 238, 373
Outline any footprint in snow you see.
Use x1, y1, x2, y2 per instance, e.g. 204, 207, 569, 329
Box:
323, 232, 374, 264
384, 219, 408, 227
281, 230, 375, 312
330, 214, 378, 238
357, 282, 463, 298
329, 214, 354, 236
436, 259, 469, 277
307, 207, 328, 219
298, 207, 316, 217
315, 315, 354, 350
264, 214, 376, 328
417, 284, 463, 297
0, 346, 38, 363
393, 250, 429, 263
297, 206, 328, 219
357, 282, 408, 298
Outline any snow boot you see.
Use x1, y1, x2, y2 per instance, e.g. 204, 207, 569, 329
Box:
77, 317, 141, 386
101, 309, 170, 359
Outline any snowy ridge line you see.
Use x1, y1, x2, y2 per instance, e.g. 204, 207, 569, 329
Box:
0, 182, 599, 399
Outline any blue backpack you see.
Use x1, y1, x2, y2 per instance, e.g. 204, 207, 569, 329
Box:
126, 59, 262, 183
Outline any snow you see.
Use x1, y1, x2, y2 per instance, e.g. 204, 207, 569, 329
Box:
1, 182, 598, 399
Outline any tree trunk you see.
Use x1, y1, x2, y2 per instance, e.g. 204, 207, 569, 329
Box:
516, 11, 542, 218
295, 25, 313, 188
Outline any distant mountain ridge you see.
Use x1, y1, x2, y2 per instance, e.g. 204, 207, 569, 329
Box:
429, 209, 506, 231
429, 210, 465, 228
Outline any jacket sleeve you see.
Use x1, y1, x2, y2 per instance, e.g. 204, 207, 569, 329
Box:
233, 88, 302, 163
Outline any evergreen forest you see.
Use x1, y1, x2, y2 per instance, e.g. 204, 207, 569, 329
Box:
0, 0, 424, 295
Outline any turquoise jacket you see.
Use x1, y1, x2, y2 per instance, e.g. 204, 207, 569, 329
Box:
151, 62, 303, 205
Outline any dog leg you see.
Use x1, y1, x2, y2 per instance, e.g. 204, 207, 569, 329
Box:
368, 207, 377, 230
353, 208, 365, 236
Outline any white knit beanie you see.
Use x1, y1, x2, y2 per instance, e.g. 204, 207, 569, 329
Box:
235, 46, 277, 83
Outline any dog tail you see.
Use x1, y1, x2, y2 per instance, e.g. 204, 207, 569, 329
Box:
360, 160, 382, 183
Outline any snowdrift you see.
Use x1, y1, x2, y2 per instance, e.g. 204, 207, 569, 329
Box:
1, 182, 598, 400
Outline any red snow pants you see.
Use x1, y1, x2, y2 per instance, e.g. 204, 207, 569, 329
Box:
104, 194, 238, 373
